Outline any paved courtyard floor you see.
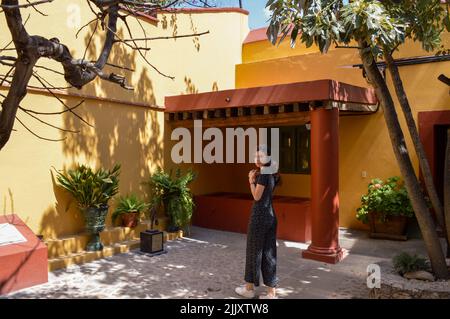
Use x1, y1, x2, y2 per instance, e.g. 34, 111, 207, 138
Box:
5, 226, 433, 299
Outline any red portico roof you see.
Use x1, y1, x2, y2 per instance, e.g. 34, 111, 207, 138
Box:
164, 79, 378, 113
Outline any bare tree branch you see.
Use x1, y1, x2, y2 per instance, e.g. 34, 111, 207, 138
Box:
120, 30, 210, 42
105, 61, 134, 72
0, 0, 52, 9
25, 0, 48, 16
19, 107, 80, 133
83, 18, 100, 60
0, 66, 15, 86
120, 15, 174, 79
15, 115, 66, 142
32, 73, 94, 127
76, 17, 100, 39
0, 13, 30, 53
18, 100, 84, 115
34, 64, 65, 76
1, 0, 215, 150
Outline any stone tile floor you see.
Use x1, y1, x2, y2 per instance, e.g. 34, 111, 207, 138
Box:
4, 226, 435, 299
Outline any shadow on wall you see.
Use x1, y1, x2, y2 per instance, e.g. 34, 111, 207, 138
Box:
39, 23, 163, 237
1, 190, 31, 227
39, 170, 85, 239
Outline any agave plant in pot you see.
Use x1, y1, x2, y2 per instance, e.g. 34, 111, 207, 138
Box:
146, 168, 196, 234
56, 164, 120, 251
111, 194, 149, 228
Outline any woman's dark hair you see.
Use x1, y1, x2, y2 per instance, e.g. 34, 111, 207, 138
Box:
256, 144, 281, 186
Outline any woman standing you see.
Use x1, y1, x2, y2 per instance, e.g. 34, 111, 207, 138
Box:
235, 145, 280, 299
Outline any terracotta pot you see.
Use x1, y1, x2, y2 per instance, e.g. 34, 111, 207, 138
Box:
122, 211, 139, 228
368, 211, 408, 240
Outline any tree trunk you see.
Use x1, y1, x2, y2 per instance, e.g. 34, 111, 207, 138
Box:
384, 52, 450, 258
0, 58, 37, 150
445, 128, 450, 259
358, 40, 448, 279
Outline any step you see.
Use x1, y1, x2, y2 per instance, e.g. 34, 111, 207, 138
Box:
45, 218, 169, 259
48, 230, 184, 271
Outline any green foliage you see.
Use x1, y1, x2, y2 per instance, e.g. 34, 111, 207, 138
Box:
111, 194, 149, 225
356, 176, 414, 224
145, 168, 197, 229
393, 252, 430, 275
55, 164, 120, 210
266, 0, 449, 58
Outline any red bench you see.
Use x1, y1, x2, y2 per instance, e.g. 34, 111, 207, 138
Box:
193, 192, 311, 243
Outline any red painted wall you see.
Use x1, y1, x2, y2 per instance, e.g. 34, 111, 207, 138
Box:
193, 192, 311, 242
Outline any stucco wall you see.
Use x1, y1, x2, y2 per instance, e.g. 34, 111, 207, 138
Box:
0, 3, 249, 238
236, 35, 450, 230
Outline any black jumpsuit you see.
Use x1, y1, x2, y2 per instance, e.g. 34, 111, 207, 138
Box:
244, 173, 278, 288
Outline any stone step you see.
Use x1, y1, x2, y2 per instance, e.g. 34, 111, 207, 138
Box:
45, 218, 169, 259
48, 239, 141, 271
48, 230, 184, 272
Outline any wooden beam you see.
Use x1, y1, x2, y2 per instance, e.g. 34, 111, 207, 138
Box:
169, 111, 310, 128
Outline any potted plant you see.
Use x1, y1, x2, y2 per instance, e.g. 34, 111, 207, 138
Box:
145, 168, 196, 233
55, 164, 120, 251
356, 176, 414, 240
111, 194, 149, 228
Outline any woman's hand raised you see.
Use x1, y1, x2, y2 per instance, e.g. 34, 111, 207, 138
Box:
248, 169, 257, 184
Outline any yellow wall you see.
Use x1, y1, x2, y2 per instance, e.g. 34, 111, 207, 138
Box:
0, 3, 249, 238
243, 38, 321, 64
236, 35, 450, 230
1, 2, 448, 237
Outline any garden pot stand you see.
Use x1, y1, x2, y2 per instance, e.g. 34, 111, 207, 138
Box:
86, 234, 104, 251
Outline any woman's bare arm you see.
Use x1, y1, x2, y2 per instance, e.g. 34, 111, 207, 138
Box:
250, 183, 265, 201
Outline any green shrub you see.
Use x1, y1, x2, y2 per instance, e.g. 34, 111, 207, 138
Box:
356, 176, 414, 224
393, 252, 430, 275
145, 168, 196, 230
55, 164, 121, 210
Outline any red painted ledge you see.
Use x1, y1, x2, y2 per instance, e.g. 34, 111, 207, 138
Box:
165, 79, 378, 113
0, 214, 48, 295
243, 26, 269, 44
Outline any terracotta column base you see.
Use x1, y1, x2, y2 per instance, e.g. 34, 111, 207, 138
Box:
302, 246, 348, 264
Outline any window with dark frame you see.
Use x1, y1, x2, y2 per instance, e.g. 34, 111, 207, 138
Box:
267, 125, 311, 175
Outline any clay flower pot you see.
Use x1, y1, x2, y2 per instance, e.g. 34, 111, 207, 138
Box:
122, 211, 139, 228
368, 211, 409, 241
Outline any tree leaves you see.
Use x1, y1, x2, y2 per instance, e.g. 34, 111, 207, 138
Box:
266, 0, 449, 57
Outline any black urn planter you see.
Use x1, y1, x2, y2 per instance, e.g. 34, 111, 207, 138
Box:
84, 204, 109, 251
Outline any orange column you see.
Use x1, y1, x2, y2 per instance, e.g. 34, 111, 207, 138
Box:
302, 107, 347, 264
